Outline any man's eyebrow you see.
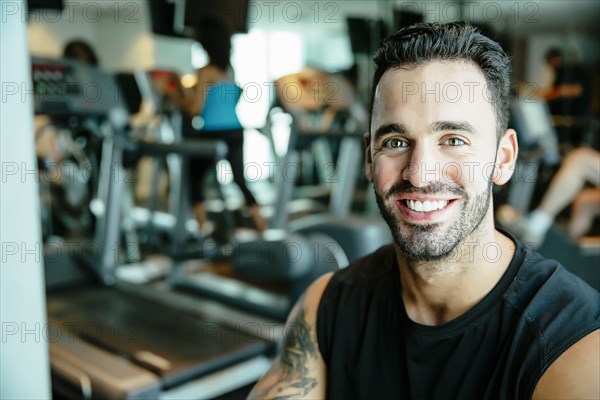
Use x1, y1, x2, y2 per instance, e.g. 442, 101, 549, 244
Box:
431, 121, 476, 134
373, 121, 476, 141
374, 123, 407, 141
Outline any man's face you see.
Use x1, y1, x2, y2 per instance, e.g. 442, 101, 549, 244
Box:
367, 61, 513, 262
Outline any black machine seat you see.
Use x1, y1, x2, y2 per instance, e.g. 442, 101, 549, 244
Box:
290, 214, 392, 262
47, 286, 273, 389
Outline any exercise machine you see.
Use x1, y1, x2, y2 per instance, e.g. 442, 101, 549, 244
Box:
33, 57, 275, 399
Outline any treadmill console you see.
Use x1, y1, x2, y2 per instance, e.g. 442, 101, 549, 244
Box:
31, 56, 125, 116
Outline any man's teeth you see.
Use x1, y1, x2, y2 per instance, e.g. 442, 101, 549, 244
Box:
405, 199, 449, 212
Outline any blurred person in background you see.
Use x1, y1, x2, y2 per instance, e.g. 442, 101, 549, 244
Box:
158, 18, 267, 235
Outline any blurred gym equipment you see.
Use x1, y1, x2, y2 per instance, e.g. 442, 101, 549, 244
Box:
33, 57, 274, 399
498, 96, 599, 290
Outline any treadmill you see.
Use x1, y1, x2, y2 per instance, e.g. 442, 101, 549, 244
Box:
33, 57, 274, 399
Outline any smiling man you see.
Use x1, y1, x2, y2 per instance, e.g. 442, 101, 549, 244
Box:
248, 22, 600, 399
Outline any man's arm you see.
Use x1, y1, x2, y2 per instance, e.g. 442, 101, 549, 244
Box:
248, 273, 333, 399
532, 329, 600, 399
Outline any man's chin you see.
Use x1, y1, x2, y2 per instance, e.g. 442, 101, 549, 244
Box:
394, 232, 457, 262
391, 216, 448, 242
397, 243, 457, 262
390, 223, 456, 261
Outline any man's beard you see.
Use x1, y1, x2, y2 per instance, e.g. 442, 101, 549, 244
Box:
375, 180, 493, 262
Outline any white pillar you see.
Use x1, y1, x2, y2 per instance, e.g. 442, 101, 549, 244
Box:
1, 1, 51, 398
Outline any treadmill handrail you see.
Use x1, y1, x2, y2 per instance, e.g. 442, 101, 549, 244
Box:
137, 139, 228, 160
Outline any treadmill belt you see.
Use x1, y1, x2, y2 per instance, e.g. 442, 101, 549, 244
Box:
47, 286, 272, 388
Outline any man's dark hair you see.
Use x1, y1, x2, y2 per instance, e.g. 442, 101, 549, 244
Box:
195, 18, 232, 70
370, 22, 511, 137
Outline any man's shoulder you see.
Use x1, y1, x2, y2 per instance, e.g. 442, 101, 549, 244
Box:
506, 246, 600, 363
506, 246, 600, 318
514, 251, 600, 399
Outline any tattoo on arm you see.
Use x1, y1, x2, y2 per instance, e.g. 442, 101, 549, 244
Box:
253, 300, 320, 398
279, 308, 318, 393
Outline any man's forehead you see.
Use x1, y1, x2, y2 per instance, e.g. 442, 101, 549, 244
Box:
376, 60, 488, 95
371, 60, 496, 133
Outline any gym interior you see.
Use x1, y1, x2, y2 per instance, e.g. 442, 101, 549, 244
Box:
2, 0, 599, 398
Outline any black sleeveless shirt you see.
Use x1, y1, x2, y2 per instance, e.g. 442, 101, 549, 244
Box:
316, 236, 600, 399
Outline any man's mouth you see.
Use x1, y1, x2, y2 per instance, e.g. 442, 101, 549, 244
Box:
394, 197, 458, 222
403, 199, 449, 213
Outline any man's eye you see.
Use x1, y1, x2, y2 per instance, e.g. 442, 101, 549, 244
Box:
444, 137, 466, 146
383, 138, 408, 149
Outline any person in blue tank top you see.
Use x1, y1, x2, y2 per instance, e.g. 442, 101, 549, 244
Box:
249, 22, 599, 399
161, 18, 266, 234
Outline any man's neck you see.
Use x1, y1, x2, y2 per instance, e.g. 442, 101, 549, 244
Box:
397, 225, 516, 326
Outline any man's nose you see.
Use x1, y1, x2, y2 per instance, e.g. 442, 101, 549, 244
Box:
401, 143, 440, 187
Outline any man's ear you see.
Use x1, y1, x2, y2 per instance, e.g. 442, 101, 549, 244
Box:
493, 128, 518, 186
364, 132, 373, 182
